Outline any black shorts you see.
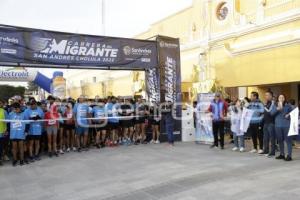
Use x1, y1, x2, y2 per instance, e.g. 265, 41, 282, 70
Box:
64, 124, 75, 131
94, 123, 107, 132
136, 117, 146, 124
120, 119, 134, 128
93, 121, 108, 132
151, 120, 160, 126
11, 139, 25, 142
27, 135, 41, 140
108, 122, 119, 130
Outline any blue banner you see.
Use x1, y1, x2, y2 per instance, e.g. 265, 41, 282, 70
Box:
0, 25, 158, 69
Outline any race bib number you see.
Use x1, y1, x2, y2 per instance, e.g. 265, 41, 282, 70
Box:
79, 108, 87, 117
48, 119, 56, 125
12, 121, 22, 129
33, 123, 41, 127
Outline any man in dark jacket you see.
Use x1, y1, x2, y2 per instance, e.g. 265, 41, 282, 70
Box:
262, 91, 276, 157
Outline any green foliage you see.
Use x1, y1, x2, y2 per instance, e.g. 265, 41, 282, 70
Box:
0, 85, 26, 101
27, 82, 39, 92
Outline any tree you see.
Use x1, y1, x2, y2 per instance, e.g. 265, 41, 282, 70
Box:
27, 81, 39, 92
0, 85, 26, 101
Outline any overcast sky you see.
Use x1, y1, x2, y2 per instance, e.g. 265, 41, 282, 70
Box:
0, 0, 192, 86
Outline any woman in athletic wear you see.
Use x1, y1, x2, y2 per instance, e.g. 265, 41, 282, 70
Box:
119, 99, 134, 145
56, 98, 66, 154
24, 99, 44, 162
73, 95, 91, 152
9, 103, 27, 166
45, 104, 60, 157
63, 102, 76, 152
135, 98, 147, 144
105, 96, 119, 146
149, 102, 160, 144
92, 98, 107, 148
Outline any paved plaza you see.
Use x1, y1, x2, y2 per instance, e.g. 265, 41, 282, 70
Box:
1, 142, 300, 200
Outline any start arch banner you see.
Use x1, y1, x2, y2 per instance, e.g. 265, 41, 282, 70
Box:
0, 24, 157, 69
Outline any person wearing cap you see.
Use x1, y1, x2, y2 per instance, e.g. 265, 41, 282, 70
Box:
8, 103, 27, 166
24, 99, 44, 162
208, 92, 228, 149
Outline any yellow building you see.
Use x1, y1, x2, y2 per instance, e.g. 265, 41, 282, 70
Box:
67, 0, 300, 103
137, 0, 300, 102
65, 69, 145, 99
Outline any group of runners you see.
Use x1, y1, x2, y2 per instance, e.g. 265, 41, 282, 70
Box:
0, 95, 167, 166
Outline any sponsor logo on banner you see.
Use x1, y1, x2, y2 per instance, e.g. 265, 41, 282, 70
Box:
123, 46, 131, 56
164, 56, 177, 102
123, 45, 152, 56
0, 68, 37, 82
0, 25, 158, 68
159, 41, 179, 48
0, 36, 19, 55
31, 38, 119, 63
0, 36, 19, 44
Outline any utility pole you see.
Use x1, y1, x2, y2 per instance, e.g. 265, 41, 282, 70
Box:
102, 0, 106, 35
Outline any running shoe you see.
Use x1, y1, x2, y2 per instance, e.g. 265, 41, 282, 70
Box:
12, 160, 18, 167
20, 160, 24, 166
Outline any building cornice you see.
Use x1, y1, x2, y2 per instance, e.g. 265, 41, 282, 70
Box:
181, 9, 300, 51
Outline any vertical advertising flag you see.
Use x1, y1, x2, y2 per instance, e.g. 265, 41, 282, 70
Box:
288, 107, 299, 136
157, 36, 181, 138
196, 93, 215, 144
145, 67, 160, 103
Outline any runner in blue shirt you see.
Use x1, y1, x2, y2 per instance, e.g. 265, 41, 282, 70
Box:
9, 103, 27, 166
92, 98, 107, 148
24, 99, 44, 162
105, 97, 119, 146
73, 95, 91, 151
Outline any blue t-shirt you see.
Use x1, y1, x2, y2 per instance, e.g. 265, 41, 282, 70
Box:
9, 111, 26, 140
73, 103, 91, 126
92, 106, 106, 123
24, 107, 44, 135
105, 103, 119, 123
